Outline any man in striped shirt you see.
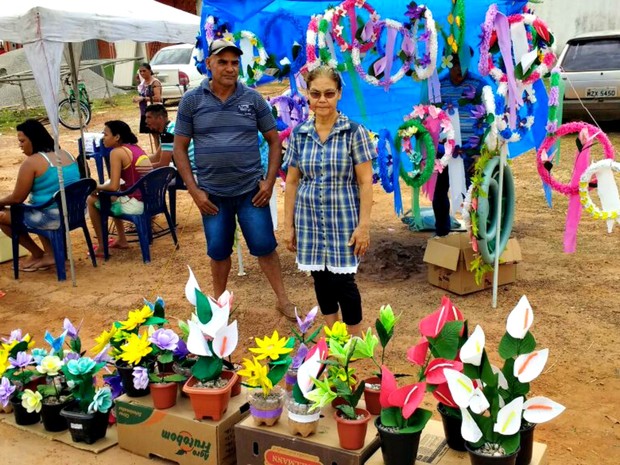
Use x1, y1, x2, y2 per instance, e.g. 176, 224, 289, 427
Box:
173, 39, 296, 320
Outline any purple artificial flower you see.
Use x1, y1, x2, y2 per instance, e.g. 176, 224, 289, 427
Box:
546, 121, 558, 133
63, 352, 80, 364
419, 29, 431, 42
292, 343, 309, 370
418, 53, 431, 67
548, 87, 559, 106
173, 339, 189, 359
149, 329, 179, 352
295, 306, 319, 335
461, 84, 476, 100
9, 351, 33, 369
2, 329, 22, 344
405, 2, 426, 21
467, 136, 481, 148
132, 366, 149, 390
470, 104, 487, 119
63, 318, 80, 339
0, 377, 16, 408
104, 374, 124, 400
93, 345, 112, 363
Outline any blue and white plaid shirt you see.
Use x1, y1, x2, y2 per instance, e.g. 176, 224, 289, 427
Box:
284, 114, 375, 274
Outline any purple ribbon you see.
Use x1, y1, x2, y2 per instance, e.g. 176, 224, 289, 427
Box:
381, 26, 398, 91
494, 12, 523, 129
427, 69, 441, 103
250, 405, 283, 419
285, 373, 297, 385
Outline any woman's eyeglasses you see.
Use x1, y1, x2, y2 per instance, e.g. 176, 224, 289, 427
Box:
308, 89, 338, 99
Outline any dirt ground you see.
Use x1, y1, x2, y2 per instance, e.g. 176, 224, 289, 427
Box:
0, 96, 619, 465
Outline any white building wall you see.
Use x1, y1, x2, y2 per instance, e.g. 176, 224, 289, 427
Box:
533, 0, 620, 53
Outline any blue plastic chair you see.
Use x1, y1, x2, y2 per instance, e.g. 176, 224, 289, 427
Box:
168, 169, 187, 227
78, 137, 111, 183
11, 178, 98, 281
98, 167, 178, 263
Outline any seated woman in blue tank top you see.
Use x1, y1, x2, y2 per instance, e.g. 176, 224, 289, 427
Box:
0, 119, 80, 272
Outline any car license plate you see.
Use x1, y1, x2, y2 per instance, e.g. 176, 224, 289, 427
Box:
585, 87, 617, 98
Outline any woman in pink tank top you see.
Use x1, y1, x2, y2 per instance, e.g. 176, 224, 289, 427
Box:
87, 120, 153, 255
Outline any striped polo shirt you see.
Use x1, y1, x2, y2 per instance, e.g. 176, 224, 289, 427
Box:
174, 79, 276, 197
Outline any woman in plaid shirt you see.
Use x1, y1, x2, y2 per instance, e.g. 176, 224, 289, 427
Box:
284, 66, 375, 336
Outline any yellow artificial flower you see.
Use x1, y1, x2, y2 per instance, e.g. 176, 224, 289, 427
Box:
248, 331, 293, 361
250, 37, 257, 46
118, 332, 153, 366
447, 13, 454, 24
91, 325, 118, 355
451, 42, 458, 53
21, 389, 43, 413
456, 16, 461, 27
119, 305, 153, 331
324, 321, 350, 346
0, 350, 9, 377
237, 357, 273, 395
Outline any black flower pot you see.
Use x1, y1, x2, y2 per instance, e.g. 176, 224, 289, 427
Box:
60, 407, 108, 444
375, 417, 422, 465
41, 399, 70, 432
438, 402, 467, 451
465, 442, 520, 465
10, 397, 40, 426
516, 423, 536, 465
116, 363, 150, 397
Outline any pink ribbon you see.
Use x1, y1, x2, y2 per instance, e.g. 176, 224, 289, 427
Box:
494, 12, 523, 129
563, 132, 592, 253
348, 5, 357, 45
381, 26, 398, 91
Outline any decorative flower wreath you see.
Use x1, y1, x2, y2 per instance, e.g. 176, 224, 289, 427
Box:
331, 0, 380, 53
407, 4, 438, 80
269, 94, 309, 128
404, 104, 455, 168
579, 159, 620, 227
545, 67, 561, 134
375, 128, 399, 193
537, 122, 616, 196
223, 31, 268, 86
261, 10, 307, 75
479, 8, 556, 87
306, 9, 349, 73
350, 19, 413, 89
394, 119, 436, 189
492, 86, 536, 143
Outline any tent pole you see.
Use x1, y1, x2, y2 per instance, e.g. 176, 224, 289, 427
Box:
68, 43, 88, 179
491, 143, 508, 309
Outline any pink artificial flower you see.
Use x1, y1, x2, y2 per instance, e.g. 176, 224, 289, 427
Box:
388, 382, 427, 419
471, 236, 479, 253
379, 365, 397, 408
402, 138, 412, 153
432, 381, 458, 408
424, 359, 464, 385
419, 296, 464, 338
406, 337, 429, 366
533, 18, 550, 42
411, 105, 427, 119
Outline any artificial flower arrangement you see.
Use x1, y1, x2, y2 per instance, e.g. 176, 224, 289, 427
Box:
285, 306, 321, 391
0, 329, 38, 419
443, 296, 565, 462
238, 330, 294, 426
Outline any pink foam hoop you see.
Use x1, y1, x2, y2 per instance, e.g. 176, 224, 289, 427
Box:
537, 122, 616, 196
331, 0, 379, 53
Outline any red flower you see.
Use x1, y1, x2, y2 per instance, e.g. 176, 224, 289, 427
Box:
432, 381, 458, 408
406, 337, 429, 366
388, 382, 427, 419
379, 365, 397, 409
419, 296, 464, 338
490, 30, 497, 47
533, 19, 550, 43
424, 358, 464, 385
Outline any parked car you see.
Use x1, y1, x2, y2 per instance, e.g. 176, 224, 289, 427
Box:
149, 44, 204, 102
558, 31, 620, 122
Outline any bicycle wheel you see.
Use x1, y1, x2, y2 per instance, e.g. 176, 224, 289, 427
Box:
58, 99, 91, 130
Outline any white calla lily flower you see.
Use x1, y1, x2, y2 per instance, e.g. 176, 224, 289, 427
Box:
491, 365, 509, 390
212, 321, 238, 358
186, 320, 212, 357
296, 349, 323, 397
185, 266, 201, 306
191, 301, 230, 338
493, 396, 524, 435
469, 388, 490, 414
514, 348, 549, 383
460, 407, 483, 443
506, 295, 533, 339
459, 325, 485, 366
523, 396, 565, 424
444, 368, 475, 408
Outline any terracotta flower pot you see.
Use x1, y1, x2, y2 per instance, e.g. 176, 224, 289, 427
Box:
465, 442, 520, 465
438, 402, 466, 451
150, 381, 178, 410
228, 366, 242, 397
330, 376, 358, 409
248, 386, 285, 426
363, 376, 381, 415
182, 371, 237, 421
286, 400, 321, 437
334, 408, 371, 450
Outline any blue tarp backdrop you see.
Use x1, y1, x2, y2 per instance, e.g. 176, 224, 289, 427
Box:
199, 0, 546, 157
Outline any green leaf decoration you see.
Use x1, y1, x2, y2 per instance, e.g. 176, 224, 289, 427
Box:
8, 340, 28, 357
306, 327, 321, 344
153, 301, 165, 319
349, 380, 366, 409
402, 408, 433, 433
380, 407, 400, 427
500, 432, 521, 455
158, 352, 174, 364
162, 373, 187, 383
37, 384, 58, 398
498, 332, 536, 359
143, 316, 167, 326
191, 357, 223, 382
70, 338, 82, 355
480, 352, 497, 387
195, 290, 212, 324
338, 404, 357, 420
375, 319, 390, 349
428, 321, 464, 359
292, 381, 308, 404
501, 358, 531, 400
267, 359, 291, 386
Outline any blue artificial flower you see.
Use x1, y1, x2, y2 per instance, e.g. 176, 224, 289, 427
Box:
44, 330, 67, 354
103, 374, 124, 399
88, 387, 113, 414
67, 357, 96, 376
31, 348, 48, 364
442, 100, 458, 116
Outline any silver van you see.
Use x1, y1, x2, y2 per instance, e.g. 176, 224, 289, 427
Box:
558, 31, 620, 122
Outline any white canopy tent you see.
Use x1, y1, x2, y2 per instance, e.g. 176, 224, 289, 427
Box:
0, 0, 200, 284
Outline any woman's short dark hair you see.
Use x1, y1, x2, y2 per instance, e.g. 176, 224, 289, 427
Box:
305, 66, 342, 90
16, 119, 55, 153
105, 120, 138, 145
139, 63, 153, 73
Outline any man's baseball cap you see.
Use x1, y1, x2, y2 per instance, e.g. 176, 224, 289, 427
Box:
209, 39, 243, 56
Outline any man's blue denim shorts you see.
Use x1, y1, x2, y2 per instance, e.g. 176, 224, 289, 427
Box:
201, 186, 277, 261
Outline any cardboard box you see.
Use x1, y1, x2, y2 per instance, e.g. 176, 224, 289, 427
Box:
116, 389, 250, 465
0, 230, 27, 264
235, 405, 380, 465
423, 233, 522, 295
365, 419, 547, 465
